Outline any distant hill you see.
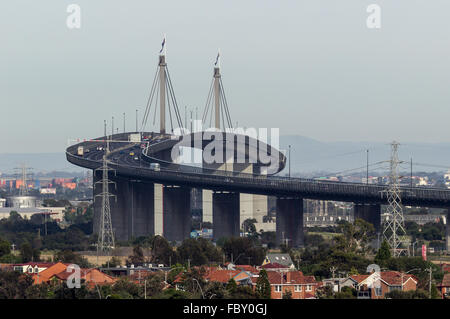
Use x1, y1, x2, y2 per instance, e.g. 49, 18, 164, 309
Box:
279, 136, 450, 176
1, 136, 450, 176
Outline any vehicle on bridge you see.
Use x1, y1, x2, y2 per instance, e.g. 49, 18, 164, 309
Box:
150, 163, 160, 171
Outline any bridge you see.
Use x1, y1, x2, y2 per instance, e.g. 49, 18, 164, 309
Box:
66, 47, 450, 251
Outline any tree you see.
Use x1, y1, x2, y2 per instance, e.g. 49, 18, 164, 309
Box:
335, 219, 375, 255
148, 235, 176, 266
374, 240, 391, 267
127, 245, 145, 265
20, 241, 34, 262
226, 278, 238, 295
242, 219, 257, 236
101, 256, 122, 268
0, 237, 11, 257
255, 269, 271, 299
177, 238, 221, 266
221, 237, 266, 265
54, 250, 91, 268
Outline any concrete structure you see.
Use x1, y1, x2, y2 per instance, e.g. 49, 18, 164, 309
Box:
162, 185, 191, 242
447, 209, 450, 252
353, 203, 381, 234
6, 196, 37, 208
93, 173, 155, 241
66, 49, 450, 250
213, 191, 240, 240
276, 197, 304, 247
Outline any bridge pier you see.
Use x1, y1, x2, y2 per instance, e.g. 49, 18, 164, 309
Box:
93, 172, 155, 242
447, 209, 450, 252
162, 186, 191, 243
276, 197, 304, 248
353, 203, 381, 248
213, 192, 240, 241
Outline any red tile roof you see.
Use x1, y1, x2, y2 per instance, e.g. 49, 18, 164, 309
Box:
261, 263, 289, 269
350, 275, 370, 283
439, 273, 450, 287
235, 265, 258, 274
352, 271, 417, 286
266, 271, 316, 285
205, 270, 241, 283
32, 262, 69, 284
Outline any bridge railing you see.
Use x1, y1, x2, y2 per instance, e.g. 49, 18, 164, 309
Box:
67, 135, 450, 204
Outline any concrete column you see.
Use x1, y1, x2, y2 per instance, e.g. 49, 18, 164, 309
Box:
162, 186, 191, 243
354, 203, 381, 248
202, 190, 213, 223
154, 184, 163, 236
276, 197, 304, 248
446, 209, 450, 252
93, 171, 155, 242
353, 203, 381, 233
213, 192, 240, 241
129, 179, 154, 238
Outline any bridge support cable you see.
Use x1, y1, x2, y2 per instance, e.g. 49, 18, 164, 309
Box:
202, 53, 233, 131
141, 66, 160, 133
382, 141, 407, 257
140, 47, 184, 134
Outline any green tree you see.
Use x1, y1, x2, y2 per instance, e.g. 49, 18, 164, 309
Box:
101, 256, 122, 268
54, 250, 91, 268
335, 219, 375, 255
0, 237, 11, 257
20, 241, 34, 262
148, 235, 176, 266
226, 278, 238, 295
374, 240, 391, 267
127, 245, 145, 265
255, 269, 271, 299
221, 237, 266, 265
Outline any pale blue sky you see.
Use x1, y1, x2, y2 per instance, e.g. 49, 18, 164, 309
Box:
1, 0, 449, 153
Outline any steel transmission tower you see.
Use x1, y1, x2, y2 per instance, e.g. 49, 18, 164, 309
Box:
95, 140, 116, 255
382, 141, 406, 257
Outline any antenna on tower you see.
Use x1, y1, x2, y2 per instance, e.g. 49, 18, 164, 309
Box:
382, 141, 407, 257
94, 145, 116, 255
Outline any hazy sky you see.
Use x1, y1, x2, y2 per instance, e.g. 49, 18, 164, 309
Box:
1, 0, 450, 153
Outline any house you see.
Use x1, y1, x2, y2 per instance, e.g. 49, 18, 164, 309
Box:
13, 262, 56, 274
349, 271, 418, 299
31, 262, 69, 284
31, 262, 115, 287
322, 277, 355, 293
254, 270, 318, 299
262, 253, 295, 269
205, 269, 254, 286
437, 273, 450, 299
225, 263, 258, 275
50, 268, 116, 288
261, 262, 291, 272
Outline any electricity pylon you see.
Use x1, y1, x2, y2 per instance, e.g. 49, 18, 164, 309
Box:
382, 141, 406, 257
95, 140, 116, 255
